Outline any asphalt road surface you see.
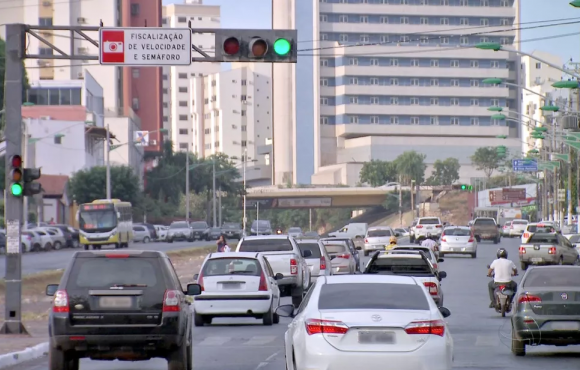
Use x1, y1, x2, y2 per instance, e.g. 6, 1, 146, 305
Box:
0, 240, 215, 276
5, 237, 580, 370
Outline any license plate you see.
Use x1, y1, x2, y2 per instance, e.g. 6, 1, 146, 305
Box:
534, 245, 540, 250
426, 226, 433, 230
221, 283, 242, 290
358, 331, 395, 344
552, 322, 580, 331
531, 258, 543, 262
99, 296, 132, 308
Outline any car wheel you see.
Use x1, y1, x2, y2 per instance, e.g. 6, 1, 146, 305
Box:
364, 250, 369, 257
194, 312, 205, 327
263, 306, 274, 326
72, 239, 80, 248
511, 330, 526, 356
168, 238, 173, 243
83, 244, 89, 250
45, 243, 53, 251
167, 335, 189, 370
205, 235, 211, 241
53, 241, 62, 250
49, 346, 75, 370
471, 252, 477, 259
273, 312, 280, 324
143, 237, 150, 244
520, 262, 528, 271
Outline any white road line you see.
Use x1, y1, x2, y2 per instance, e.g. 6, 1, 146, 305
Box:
243, 336, 278, 346
197, 336, 232, 346
264, 351, 279, 362
254, 351, 280, 370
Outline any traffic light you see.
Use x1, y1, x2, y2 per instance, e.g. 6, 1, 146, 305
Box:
23, 168, 42, 196
8, 155, 24, 197
453, 184, 473, 191
215, 29, 298, 63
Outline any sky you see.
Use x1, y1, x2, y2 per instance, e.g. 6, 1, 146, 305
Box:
162, 0, 580, 66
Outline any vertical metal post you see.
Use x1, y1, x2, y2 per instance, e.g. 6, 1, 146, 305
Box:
398, 176, 403, 227
22, 120, 29, 225
410, 180, 415, 221
105, 124, 111, 199
212, 158, 217, 228
218, 187, 222, 226
1, 23, 28, 335
242, 150, 247, 234
568, 145, 573, 225
577, 150, 580, 233
309, 208, 312, 231
185, 151, 189, 222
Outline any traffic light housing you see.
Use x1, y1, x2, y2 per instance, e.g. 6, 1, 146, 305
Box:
8, 155, 23, 197
215, 29, 298, 63
453, 184, 473, 191
23, 168, 42, 196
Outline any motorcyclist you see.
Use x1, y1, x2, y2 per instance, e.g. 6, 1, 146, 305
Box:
385, 236, 398, 251
421, 233, 438, 252
487, 248, 518, 308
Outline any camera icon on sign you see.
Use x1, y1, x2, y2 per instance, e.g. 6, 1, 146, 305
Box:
103, 41, 124, 53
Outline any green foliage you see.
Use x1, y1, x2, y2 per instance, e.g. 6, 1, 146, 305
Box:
426, 158, 461, 185
383, 190, 411, 211
0, 37, 30, 130
471, 147, 501, 178
395, 151, 427, 185
359, 160, 397, 186
68, 165, 140, 205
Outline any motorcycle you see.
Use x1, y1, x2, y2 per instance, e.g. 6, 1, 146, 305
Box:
487, 264, 517, 317
275, 228, 283, 235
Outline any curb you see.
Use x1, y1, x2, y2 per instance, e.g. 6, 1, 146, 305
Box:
0, 342, 48, 369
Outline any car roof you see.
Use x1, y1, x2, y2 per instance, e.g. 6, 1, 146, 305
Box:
444, 225, 470, 230
73, 250, 167, 258
393, 245, 430, 250
320, 274, 419, 285
242, 235, 289, 240
207, 252, 259, 259
367, 226, 392, 230
295, 239, 321, 244
377, 253, 423, 259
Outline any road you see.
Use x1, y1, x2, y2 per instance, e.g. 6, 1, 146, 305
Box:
0, 240, 214, 276
4, 237, 580, 370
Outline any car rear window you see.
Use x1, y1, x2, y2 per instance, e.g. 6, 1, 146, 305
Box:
368, 257, 432, 274
419, 218, 439, 225
527, 234, 558, 244
66, 257, 164, 290
318, 283, 429, 310
445, 228, 471, 236
392, 247, 433, 260
527, 225, 555, 233
170, 222, 188, 229
523, 268, 580, 288
202, 258, 261, 276
474, 219, 495, 226
238, 239, 293, 252
569, 235, 580, 243
289, 228, 302, 233
297, 243, 322, 258
367, 229, 392, 237
190, 222, 207, 228
513, 220, 528, 225
325, 244, 347, 254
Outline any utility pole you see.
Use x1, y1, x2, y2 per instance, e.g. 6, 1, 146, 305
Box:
410, 179, 415, 220
398, 176, 403, 227
212, 157, 217, 227
105, 123, 111, 199
22, 120, 29, 225
185, 151, 190, 222
218, 186, 222, 226
242, 149, 247, 234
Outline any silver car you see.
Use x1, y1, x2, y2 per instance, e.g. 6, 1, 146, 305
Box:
519, 232, 579, 270
323, 243, 356, 275
439, 226, 478, 258
295, 239, 332, 278
288, 227, 303, 238
363, 226, 395, 256
508, 219, 529, 237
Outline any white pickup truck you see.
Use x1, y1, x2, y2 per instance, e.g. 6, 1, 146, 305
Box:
236, 235, 312, 306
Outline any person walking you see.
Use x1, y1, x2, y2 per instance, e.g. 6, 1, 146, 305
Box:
216, 235, 231, 252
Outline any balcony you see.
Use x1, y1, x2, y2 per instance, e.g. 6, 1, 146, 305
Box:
335, 104, 496, 116
334, 123, 510, 139
334, 65, 511, 79
319, 3, 516, 18
319, 44, 512, 59
333, 85, 509, 98
320, 23, 515, 37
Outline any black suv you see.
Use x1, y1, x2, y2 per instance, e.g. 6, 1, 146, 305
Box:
46, 250, 201, 370
190, 221, 210, 241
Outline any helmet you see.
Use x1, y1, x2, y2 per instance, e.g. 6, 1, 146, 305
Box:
389, 236, 397, 244
426, 233, 433, 240
497, 248, 508, 259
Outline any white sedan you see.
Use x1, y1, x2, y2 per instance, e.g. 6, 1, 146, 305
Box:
276, 274, 454, 370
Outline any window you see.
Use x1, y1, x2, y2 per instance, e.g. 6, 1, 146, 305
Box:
400, 35, 410, 43
411, 117, 419, 125
500, 0, 509, 6
349, 96, 358, 104
370, 78, 379, 85
470, 79, 479, 87
179, 129, 188, 135
480, 37, 489, 43
480, 19, 489, 26
440, 18, 449, 25
178, 73, 187, 79
179, 101, 188, 107
500, 18, 510, 26
470, 99, 479, 106
380, 35, 389, 43
360, 34, 369, 43
400, 17, 409, 24
500, 38, 510, 45
178, 16, 186, 23
321, 59, 329, 67
131, 3, 140, 15
401, 0, 409, 4
430, 117, 438, 125
321, 33, 329, 41
390, 78, 399, 86
380, 16, 388, 24
320, 78, 329, 86
470, 60, 479, 68
430, 98, 439, 105
430, 60, 439, 67
420, 36, 429, 44
411, 59, 419, 67
349, 77, 358, 85
339, 15, 348, 23
411, 78, 419, 86
460, 37, 469, 45
179, 115, 188, 121
39, 47, 53, 55
370, 96, 379, 104
163, 116, 168, 122
459, 0, 467, 5
420, 17, 428, 25
450, 79, 459, 87
441, 0, 449, 4
389, 59, 399, 66
321, 97, 329, 105
370, 116, 379, 124
54, 135, 62, 144
162, 74, 168, 80
430, 79, 439, 86
350, 116, 359, 124
460, 18, 469, 25
535, 62, 542, 69
179, 143, 188, 149
491, 61, 500, 68
410, 97, 419, 105
491, 99, 499, 106
390, 116, 399, 124
178, 87, 188, 93
320, 14, 327, 22
132, 68, 140, 78
440, 37, 449, 44
481, 0, 489, 5
471, 118, 479, 125
132, 97, 139, 110
451, 98, 459, 106
370, 58, 379, 66
241, 110, 246, 116
451, 117, 459, 125
320, 116, 329, 125
163, 102, 169, 108
339, 34, 348, 42
390, 97, 398, 105
451, 60, 459, 68
360, 16, 368, 23
39, 17, 53, 26
349, 58, 358, 66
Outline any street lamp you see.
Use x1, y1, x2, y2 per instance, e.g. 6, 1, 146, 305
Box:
552, 80, 580, 89
570, 0, 580, 7
482, 78, 550, 100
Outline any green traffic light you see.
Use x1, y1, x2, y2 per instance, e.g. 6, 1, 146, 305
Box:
10, 182, 23, 196
273, 38, 291, 55
461, 185, 466, 190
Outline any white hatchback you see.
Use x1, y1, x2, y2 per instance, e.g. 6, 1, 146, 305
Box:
276, 275, 454, 370
193, 252, 282, 326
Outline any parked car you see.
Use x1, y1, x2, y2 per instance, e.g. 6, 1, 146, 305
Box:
154, 225, 168, 241
135, 223, 158, 241
190, 221, 210, 241
208, 227, 222, 240
288, 227, 303, 238
51, 224, 79, 248
31, 229, 53, 251
221, 222, 243, 239
167, 221, 194, 243
23, 230, 43, 252
132, 224, 152, 243
40, 227, 67, 250
249, 220, 273, 236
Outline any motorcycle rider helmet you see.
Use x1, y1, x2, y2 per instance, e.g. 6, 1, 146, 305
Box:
389, 236, 397, 244
426, 233, 433, 240
497, 248, 508, 259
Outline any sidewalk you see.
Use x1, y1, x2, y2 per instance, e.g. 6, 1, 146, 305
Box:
0, 320, 48, 356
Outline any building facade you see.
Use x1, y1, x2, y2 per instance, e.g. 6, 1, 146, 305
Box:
162, 0, 221, 151
273, 0, 522, 186
191, 67, 272, 185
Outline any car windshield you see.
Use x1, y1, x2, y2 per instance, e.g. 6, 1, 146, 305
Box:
523, 268, 580, 288
251, 221, 271, 229
238, 238, 293, 252
170, 222, 188, 229
288, 228, 302, 233
202, 258, 261, 276
318, 283, 429, 310
444, 228, 471, 236
419, 218, 439, 225
296, 242, 322, 258
368, 257, 432, 274
67, 258, 163, 289
190, 222, 207, 229
222, 224, 240, 229
78, 210, 116, 230
367, 229, 392, 237
528, 234, 558, 244
474, 219, 495, 226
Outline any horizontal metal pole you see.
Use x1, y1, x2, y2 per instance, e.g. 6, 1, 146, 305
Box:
26, 25, 100, 32
26, 55, 99, 60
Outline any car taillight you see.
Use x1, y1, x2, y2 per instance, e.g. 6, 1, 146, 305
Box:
162, 290, 181, 312
53, 290, 69, 313
523, 233, 529, 239
510, 225, 514, 229
258, 271, 268, 291
197, 271, 205, 291
404, 320, 445, 337
519, 246, 526, 254
548, 247, 556, 254
432, 263, 438, 269
364, 238, 368, 243
337, 253, 351, 259
320, 256, 327, 270
441, 237, 446, 242
468, 235, 474, 242
518, 294, 542, 303
435, 225, 442, 228
416, 225, 424, 229
305, 319, 349, 335
423, 282, 438, 296
290, 259, 297, 275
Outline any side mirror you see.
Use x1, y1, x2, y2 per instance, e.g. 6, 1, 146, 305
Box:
497, 225, 501, 229
302, 249, 312, 258
193, 273, 199, 281
438, 271, 447, 279
275, 304, 296, 318
439, 306, 451, 318
356, 246, 362, 250
46, 284, 58, 296
437, 258, 444, 263
186, 283, 202, 296
274, 273, 284, 280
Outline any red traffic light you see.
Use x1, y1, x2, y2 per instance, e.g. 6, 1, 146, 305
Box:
11, 155, 22, 168
223, 37, 240, 55
249, 38, 268, 57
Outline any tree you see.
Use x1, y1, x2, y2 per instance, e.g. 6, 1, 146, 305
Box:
68, 165, 140, 205
427, 158, 460, 185
471, 147, 501, 178
394, 151, 427, 185
359, 160, 397, 187
0, 37, 30, 130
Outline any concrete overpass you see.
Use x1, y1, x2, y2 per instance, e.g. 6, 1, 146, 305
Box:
245, 185, 440, 209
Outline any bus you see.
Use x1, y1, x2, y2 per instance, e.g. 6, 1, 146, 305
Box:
77, 199, 132, 250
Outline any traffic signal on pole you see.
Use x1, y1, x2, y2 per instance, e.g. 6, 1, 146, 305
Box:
215, 29, 298, 63
9, 155, 23, 197
23, 168, 42, 196
453, 184, 473, 191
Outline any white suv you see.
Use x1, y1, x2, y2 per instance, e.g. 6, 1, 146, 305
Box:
414, 217, 443, 243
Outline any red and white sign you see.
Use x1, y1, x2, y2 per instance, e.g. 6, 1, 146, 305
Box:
99, 27, 192, 66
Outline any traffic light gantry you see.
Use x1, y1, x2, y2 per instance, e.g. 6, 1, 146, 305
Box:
215, 29, 298, 63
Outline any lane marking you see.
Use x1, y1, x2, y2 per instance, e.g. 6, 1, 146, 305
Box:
254, 351, 280, 370
197, 336, 232, 346
243, 336, 278, 346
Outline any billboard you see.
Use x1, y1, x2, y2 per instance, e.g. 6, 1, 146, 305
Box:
135, 131, 149, 146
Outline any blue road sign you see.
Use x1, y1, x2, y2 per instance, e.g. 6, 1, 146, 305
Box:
512, 159, 537, 172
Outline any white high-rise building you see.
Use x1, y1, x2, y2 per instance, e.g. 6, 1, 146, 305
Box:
520, 52, 562, 154
162, 0, 221, 152
191, 67, 272, 185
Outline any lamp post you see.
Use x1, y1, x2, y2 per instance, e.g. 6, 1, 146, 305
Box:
482, 78, 550, 100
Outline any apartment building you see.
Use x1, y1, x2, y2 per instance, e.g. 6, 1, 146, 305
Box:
520, 52, 562, 154
0, 0, 164, 154
162, 0, 221, 151
191, 67, 273, 186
